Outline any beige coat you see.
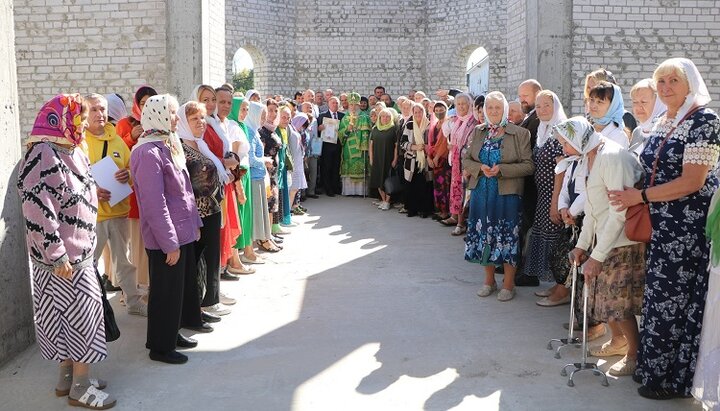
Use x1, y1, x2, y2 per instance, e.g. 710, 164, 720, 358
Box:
462, 123, 535, 196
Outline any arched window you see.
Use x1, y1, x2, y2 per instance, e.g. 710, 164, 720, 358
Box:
466, 47, 489, 97
232, 48, 255, 93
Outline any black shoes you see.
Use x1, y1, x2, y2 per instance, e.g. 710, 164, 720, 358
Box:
149, 350, 188, 364
185, 322, 214, 333
176, 334, 197, 349
201, 311, 221, 323
326, 193, 336, 197
221, 270, 240, 281
637, 385, 690, 400
514, 274, 539, 287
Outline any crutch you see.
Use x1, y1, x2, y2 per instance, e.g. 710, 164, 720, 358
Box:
546, 260, 581, 358
560, 263, 609, 387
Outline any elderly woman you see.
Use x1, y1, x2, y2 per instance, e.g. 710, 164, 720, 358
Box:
463, 91, 534, 302
400, 103, 434, 217
520, 90, 570, 306
587, 82, 630, 148
369, 108, 399, 210
629, 78, 667, 154
557, 117, 645, 377
442, 93, 478, 234
259, 100, 287, 244
131, 94, 205, 365
338, 92, 372, 196
19, 94, 116, 409
610, 58, 720, 400
275, 105, 294, 225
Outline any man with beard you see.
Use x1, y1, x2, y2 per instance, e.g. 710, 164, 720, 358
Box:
515, 79, 543, 287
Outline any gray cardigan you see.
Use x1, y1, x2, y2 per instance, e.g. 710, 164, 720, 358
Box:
461, 122, 535, 196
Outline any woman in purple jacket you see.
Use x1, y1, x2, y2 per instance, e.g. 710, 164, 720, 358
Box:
130, 94, 204, 365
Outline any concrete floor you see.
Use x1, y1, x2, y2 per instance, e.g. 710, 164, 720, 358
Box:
0, 196, 704, 411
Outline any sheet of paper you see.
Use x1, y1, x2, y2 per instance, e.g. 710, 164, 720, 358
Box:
90, 156, 133, 207
321, 118, 340, 144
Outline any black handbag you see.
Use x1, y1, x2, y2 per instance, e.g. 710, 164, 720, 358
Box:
95, 266, 120, 342
384, 167, 404, 195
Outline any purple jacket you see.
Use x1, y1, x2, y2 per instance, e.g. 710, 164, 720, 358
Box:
130, 141, 202, 253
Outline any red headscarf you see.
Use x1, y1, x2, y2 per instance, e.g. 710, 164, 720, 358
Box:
131, 85, 158, 121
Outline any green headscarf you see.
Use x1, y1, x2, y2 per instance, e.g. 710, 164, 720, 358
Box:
376, 108, 396, 132
229, 96, 245, 122
707, 189, 720, 266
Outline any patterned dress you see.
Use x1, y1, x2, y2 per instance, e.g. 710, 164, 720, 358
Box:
521, 139, 569, 281
338, 111, 372, 196
18, 142, 106, 363
449, 117, 477, 215
259, 127, 281, 220
464, 137, 522, 266
635, 108, 720, 395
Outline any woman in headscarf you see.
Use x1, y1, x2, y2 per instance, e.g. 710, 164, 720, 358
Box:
629, 78, 667, 154
275, 105, 293, 226
587, 82, 630, 148
518, 90, 571, 306
694, 187, 720, 410
400, 103, 434, 217
117, 85, 157, 289
258, 99, 286, 248
18, 94, 116, 409
338, 92, 372, 196
245, 101, 278, 258
558, 117, 645, 378
369, 108, 399, 210
442, 93, 478, 234
175, 100, 231, 320
463, 91, 534, 302
583, 68, 638, 132
427, 101, 451, 220
609, 58, 720, 400
130, 94, 205, 365
290, 113, 310, 214
228, 97, 261, 266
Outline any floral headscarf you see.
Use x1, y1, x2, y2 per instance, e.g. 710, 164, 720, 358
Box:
133, 94, 186, 173
553, 116, 602, 176
27, 94, 86, 146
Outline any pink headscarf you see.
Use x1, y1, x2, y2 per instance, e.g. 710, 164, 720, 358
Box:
27, 94, 86, 146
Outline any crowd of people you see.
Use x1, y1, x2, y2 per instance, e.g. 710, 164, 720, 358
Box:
16, 56, 719, 410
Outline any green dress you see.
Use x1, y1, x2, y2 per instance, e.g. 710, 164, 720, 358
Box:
228, 97, 254, 249
338, 111, 372, 195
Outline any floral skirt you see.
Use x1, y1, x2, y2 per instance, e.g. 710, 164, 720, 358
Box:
587, 243, 646, 322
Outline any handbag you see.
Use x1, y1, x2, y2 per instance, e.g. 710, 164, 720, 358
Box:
625, 106, 701, 243
95, 266, 120, 342
384, 167, 404, 195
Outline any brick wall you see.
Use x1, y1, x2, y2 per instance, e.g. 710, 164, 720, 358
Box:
13, 0, 168, 136
570, 0, 720, 116
207, 0, 226, 87
504, 0, 526, 100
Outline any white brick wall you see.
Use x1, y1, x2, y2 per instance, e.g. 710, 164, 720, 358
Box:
207, 0, 226, 87
570, 0, 720, 116
14, 0, 167, 136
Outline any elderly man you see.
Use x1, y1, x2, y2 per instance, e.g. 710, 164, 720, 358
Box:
303, 89, 319, 118
315, 90, 325, 113
339, 93, 349, 113
302, 102, 321, 199
83, 93, 146, 316
321, 89, 334, 113
515, 79, 543, 287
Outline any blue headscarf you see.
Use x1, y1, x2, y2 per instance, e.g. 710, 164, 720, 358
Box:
593, 84, 625, 129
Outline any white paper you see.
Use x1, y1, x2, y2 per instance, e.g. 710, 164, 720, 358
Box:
321, 118, 340, 144
90, 156, 133, 207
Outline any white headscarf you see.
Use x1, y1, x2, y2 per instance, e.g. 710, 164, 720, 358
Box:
177, 101, 229, 183
662, 58, 712, 126
554, 116, 603, 181
536, 91, 568, 148
133, 94, 187, 173
189, 84, 231, 154
105, 93, 128, 123
411, 104, 430, 171
245, 101, 265, 131
245, 89, 259, 103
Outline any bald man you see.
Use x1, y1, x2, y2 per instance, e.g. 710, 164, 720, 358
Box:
515, 79, 542, 287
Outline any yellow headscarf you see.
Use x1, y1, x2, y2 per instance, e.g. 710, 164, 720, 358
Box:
376, 108, 395, 132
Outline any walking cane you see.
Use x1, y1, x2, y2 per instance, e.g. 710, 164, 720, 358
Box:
547, 227, 581, 358
560, 261, 609, 387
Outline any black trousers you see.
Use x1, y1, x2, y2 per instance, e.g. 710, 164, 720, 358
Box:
321, 142, 341, 195
146, 242, 202, 352
405, 172, 434, 215
200, 212, 221, 307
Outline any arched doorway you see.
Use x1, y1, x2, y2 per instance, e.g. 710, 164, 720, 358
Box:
232, 47, 254, 93
466, 47, 489, 97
